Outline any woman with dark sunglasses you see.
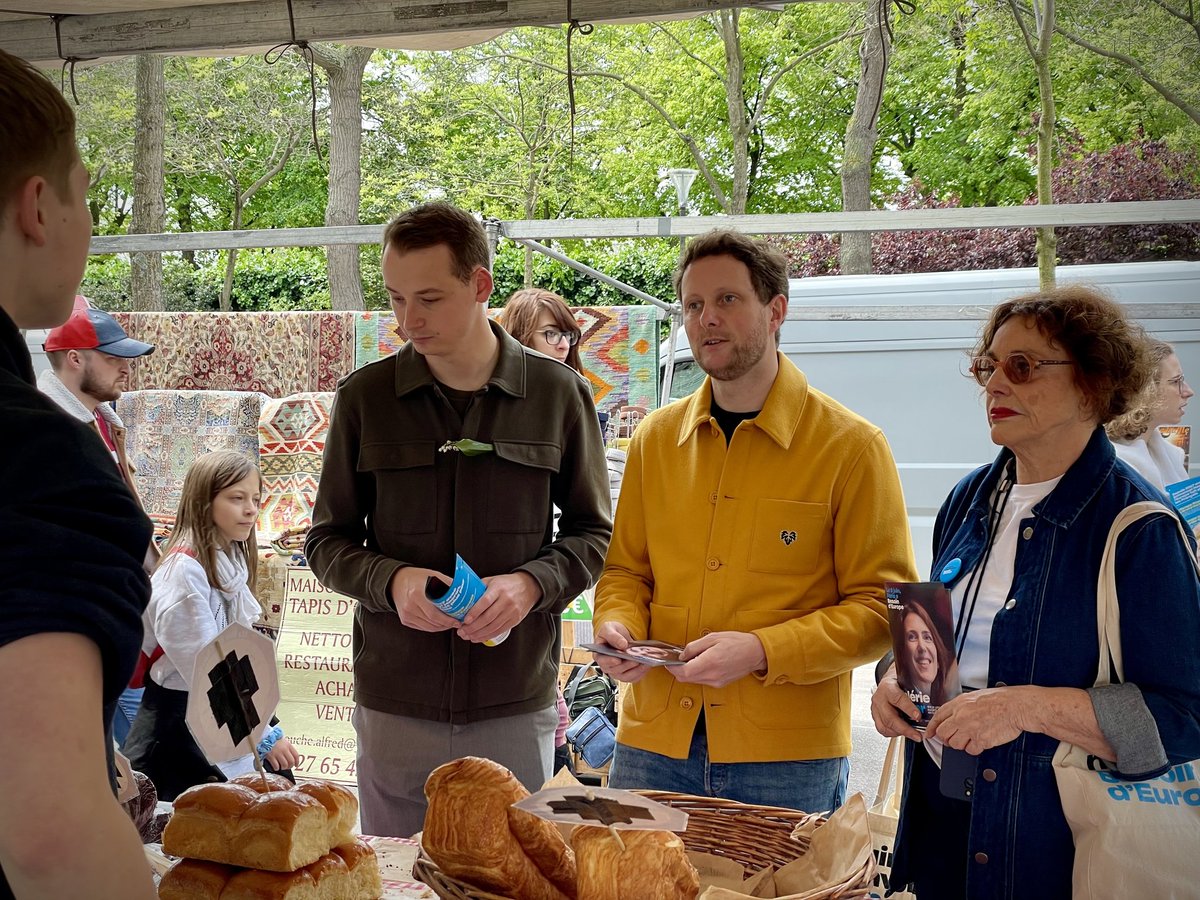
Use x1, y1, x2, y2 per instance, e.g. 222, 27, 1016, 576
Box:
871, 286, 1200, 899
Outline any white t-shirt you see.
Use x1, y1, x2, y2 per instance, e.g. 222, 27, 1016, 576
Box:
950, 474, 1062, 690
926, 473, 1060, 768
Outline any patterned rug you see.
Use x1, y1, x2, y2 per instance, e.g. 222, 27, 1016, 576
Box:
117, 390, 268, 520
258, 392, 335, 538
354, 306, 659, 411
111, 312, 355, 395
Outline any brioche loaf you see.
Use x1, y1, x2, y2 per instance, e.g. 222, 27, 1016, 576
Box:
163, 782, 332, 872
158, 841, 381, 900
423, 756, 576, 900
332, 837, 385, 900
231, 773, 359, 846
571, 826, 699, 900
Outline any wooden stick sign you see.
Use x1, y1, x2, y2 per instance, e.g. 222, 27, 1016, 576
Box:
185, 623, 281, 764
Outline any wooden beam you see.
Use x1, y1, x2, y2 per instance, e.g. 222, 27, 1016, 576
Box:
1, 0, 807, 63
87, 200, 1200, 253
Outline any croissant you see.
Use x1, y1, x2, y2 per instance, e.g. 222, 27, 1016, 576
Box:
423, 756, 576, 900
571, 826, 698, 900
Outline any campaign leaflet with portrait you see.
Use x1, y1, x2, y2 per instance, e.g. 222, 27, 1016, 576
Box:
885, 582, 962, 730
580, 640, 686, 667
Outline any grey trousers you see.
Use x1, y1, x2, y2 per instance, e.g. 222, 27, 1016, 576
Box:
352, 702, 558, 838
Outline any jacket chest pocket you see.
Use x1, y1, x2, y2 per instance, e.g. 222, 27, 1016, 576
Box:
488, 441, 562, 534
748, 499, 828, 575
357, 441, 437, 534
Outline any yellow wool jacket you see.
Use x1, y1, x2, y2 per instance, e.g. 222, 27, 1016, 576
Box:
594, 354, 917, 762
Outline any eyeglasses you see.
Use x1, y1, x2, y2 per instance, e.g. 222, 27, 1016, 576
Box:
968, 353, 1073, 386
1166, 374, 1189, 395
539, 329, 579, 347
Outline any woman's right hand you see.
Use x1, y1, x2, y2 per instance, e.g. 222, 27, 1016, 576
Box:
871, 663, 925, 741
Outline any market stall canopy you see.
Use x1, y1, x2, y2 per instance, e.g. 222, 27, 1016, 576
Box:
0, 1, 808, 65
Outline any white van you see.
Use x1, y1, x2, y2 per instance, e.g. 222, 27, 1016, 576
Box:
663, 261, 1200, 575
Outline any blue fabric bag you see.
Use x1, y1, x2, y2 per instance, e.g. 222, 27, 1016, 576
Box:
565, 705, 616, 769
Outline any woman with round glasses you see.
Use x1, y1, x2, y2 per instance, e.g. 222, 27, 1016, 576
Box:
872, 285, 1200, 899
499, 288, 584, 373
1106, 338, 1194, 490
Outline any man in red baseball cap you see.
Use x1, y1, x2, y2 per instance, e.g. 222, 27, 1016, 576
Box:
41, 298, 155, 422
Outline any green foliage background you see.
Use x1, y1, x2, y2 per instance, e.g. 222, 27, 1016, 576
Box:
70, 2, 1200, 311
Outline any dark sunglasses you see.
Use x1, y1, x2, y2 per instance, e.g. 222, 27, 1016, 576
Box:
968, 353, 1073, 386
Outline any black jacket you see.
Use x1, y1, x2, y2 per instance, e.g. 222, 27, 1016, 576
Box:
0, 307, 151, 898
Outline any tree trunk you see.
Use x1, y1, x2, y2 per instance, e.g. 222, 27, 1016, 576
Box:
1010, 0, 1057, 289
221, 204, 241, 312
315, 45, 373, 311
718, 10, 751, 215
131, 54, 166, 311
840, 0, 892, 275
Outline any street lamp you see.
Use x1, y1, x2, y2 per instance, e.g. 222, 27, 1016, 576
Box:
664, 167, 698, 218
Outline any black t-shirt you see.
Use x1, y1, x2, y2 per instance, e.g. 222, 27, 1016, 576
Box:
709, 397, 760, 447
0, 308, 152, 897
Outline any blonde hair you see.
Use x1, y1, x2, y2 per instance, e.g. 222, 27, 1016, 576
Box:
159, 449, 260, 593
1105, 338, 1176, 442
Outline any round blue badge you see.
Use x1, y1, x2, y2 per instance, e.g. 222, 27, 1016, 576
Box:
939, 558, 962, 582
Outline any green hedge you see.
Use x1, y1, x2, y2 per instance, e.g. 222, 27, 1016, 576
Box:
82, 239, 680, 312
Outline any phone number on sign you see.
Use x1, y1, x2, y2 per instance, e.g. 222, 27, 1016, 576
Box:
294, 754, 356, 777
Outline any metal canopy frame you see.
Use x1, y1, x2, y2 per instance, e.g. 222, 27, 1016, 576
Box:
0, 0, 816, 64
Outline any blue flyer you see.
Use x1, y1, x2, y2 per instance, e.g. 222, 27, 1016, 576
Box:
425, 554, 509, 645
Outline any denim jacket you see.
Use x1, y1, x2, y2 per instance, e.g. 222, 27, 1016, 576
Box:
891, 428, 1200, 899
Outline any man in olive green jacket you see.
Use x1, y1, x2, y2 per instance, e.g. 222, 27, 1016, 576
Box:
307, 202, 611, 838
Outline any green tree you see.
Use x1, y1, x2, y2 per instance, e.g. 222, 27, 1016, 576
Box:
165, 55, 314, 309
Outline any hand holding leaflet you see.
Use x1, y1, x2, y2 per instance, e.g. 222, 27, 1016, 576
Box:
425, 554, 511, 646
580, 640, 686, 667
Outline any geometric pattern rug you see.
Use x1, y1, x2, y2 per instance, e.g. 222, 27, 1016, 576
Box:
354, 305, 660, 412
257, 392, 335, 538
116, 389, 268, 521
110, 311, 355, 396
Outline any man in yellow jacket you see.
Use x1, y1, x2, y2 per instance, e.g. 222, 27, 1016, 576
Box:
592, 229, 917, 813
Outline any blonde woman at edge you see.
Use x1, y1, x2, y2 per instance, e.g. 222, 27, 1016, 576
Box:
1106, 338, 1194, 490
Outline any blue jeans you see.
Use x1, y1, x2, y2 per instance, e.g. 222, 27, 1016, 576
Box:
608, 724, 849, 814
111, 686, 144, 749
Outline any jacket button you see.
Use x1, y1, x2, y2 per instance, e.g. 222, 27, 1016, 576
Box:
680, 697, 695, 710
994, 681, 1007, 688
982, 769, 997, 782
1022, 526, 1034, 540
1004, 598, 1017, 610
974, 852, 989, 864
706, 558, 720, 570
700, 628, 712, 636
709, 491, 718, 504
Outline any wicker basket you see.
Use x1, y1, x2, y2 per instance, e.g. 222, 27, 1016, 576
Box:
411, 790, 875, 900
